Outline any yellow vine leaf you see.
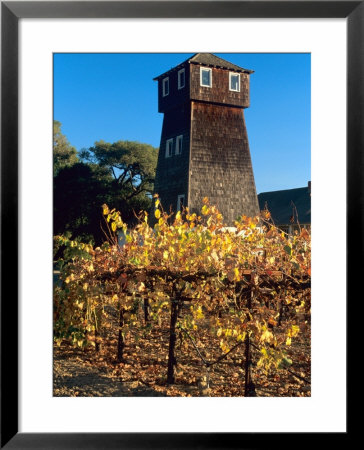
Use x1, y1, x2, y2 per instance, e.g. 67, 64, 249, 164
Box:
201, 205, 209, 215
260, 328, 273, 343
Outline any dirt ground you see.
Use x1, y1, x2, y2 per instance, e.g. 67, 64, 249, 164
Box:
53, 323, 311, 397
53, 346, 168, 397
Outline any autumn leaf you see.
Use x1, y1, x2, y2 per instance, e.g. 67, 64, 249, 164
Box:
300, 228, 310, 240
260, 328, 273, 343
268, 317, 277, 327
201, 205, 209, 215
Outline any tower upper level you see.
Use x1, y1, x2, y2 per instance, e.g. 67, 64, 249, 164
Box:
154, 53, 254, 113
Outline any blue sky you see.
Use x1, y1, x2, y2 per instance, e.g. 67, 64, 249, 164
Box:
53, 53, 310, 194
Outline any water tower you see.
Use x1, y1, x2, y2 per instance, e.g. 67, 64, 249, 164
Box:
153, 53, 259, 223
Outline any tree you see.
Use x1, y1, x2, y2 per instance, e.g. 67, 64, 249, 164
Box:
53, 120, 79, 176
80, 140, 158, 201
54, 132, 159, 244
54, 162, 113, 244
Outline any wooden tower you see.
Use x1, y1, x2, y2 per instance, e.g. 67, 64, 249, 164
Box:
153, 53, 259, 223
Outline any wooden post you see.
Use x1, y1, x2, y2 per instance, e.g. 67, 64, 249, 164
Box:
143, 298, 149, 324
94, 327, 100, 353
244, 334, 252, 396
117, 307, 125, 362
278, 275, 286, 326
94, 308, 100, 352
167, 294, 178, 384
244, 279, 256, 397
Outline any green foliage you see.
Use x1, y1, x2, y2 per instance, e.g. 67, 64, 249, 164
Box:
54, 125, 158, 244
53, 121, 79, 176
54, 162, 113, 245
54, 233, 94, 269
80, 140, 158, 200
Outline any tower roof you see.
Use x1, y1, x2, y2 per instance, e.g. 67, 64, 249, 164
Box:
153, 53, 254, 80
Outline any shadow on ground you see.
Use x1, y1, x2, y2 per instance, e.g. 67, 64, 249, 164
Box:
53, 352, 167, 397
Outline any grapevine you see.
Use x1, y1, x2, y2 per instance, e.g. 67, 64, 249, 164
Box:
54, 196, 311, 396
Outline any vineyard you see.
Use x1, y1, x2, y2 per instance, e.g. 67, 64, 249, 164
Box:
53, 197, 311, 397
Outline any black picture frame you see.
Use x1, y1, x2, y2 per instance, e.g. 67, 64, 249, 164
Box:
1, 1, 358, 448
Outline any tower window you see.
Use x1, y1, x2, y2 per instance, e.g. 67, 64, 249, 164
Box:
162, 77, 169, 96
177, 195, 185, 212
200, 67, 212, 87
178, 69, 185, 89
229, 73, 240, 92
175, 135, 183, 155
165, 138, 173, 157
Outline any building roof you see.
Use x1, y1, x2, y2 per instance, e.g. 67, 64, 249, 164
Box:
153, 53, 254, 80
257, 185, 311, 225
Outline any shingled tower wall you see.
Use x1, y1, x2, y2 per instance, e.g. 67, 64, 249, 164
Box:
153, 53, 259, 224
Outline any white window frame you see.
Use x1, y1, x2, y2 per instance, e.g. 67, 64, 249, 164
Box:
177, 195, 185, 212
178, 68, 185, 89
162, 77, 169, 97
200, 67, 212, 87
165, 138, 173, 158
229, 72, 240, 92
175, 135, 183, 155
